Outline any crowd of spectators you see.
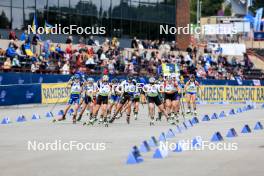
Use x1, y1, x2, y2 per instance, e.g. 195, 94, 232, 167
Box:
0, 30, 257, 80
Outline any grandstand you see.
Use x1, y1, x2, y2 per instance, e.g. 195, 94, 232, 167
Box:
0, 36, 263, 80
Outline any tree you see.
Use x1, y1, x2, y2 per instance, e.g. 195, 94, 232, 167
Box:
190, 0, 225, 24
250, 0, 264, 13
201, 0, 224, 17
224, 4, 232, 16
0, 11, 10, 28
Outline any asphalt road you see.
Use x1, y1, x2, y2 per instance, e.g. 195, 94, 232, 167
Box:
0, 103, 263, 176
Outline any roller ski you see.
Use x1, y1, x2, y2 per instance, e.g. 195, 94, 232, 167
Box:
150, 119, 155, 126
98, 117, 104, 124
133, 108, 138, 120
156, 112, 162, 121
169, 113, 175, 120
126, 115, 130, 124
173, 113, 180, 123
116, 112, 122, 119
83, 117, 96, 126
134, 113, 138, 120
108, 114, 117, 123
52, 115, 66, 123
193, 110, 198, 116
103, 119, 109, 127
167, 118, 176, 125
186, 109, 192, 115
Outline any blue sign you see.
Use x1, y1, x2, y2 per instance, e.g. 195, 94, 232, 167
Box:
0, 84, 41, 106
254, 32, 264, 41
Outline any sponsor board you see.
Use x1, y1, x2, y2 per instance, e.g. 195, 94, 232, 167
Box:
41, 83, 70, 104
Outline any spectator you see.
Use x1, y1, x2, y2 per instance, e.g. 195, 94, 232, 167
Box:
66, 36, 73, 44
87, 36, 95, 45
61, 61, 70, 75
24, 38, 34, 57
6, 41, 17, 58
43, 40, 51, 59
131, 37, 138, 49
9, 30, 17, 40
186, 44, 193, 55
32, 34, 41, 54
31, 62, 39, 73
3, 58, 12, 71
19, 30, 27, 41
196, 64, 206, 79
12, 56, 21, 68
216, 44, 223, 55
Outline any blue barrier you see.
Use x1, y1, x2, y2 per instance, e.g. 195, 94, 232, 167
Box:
0, 84, 41, 106
1, 72, 264, 86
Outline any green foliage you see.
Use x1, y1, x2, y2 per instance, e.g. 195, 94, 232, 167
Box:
0, 11, 10, 28
224, 4, 232, 16
250, 0, 264, 13
190, 0, 224, 24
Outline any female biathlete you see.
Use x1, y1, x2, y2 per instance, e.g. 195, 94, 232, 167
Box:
163, 74, 181, 122
184, 74, 200, 116
77, 78, 96, 122
107, 78, 121, 119
145, 77, 173, 126
53, 74, 83, 124
85, 75, 111, 127
109, 76, 135, 124
132, 79, 140, 120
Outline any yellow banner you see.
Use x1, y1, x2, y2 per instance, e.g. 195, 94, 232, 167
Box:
41, 83, 70, 104
41, 84, 264, 104
198, 86, 264, 103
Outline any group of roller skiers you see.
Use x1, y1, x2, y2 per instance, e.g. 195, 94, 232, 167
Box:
53, 73, 200, 127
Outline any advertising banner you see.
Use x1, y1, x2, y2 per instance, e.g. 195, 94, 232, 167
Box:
41, 83, 70, 104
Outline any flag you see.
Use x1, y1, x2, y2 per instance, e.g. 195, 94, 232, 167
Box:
31, 13, 38, 33
45, 21, 53, 34
254, 8, 263, 31
235, 76, 243, 85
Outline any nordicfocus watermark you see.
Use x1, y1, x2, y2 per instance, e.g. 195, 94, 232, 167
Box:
159, 137, 238, 151
28, 24, 106, 35
94, 83, 182, 95
27, 140, 106, 151
160, 24, 238, 35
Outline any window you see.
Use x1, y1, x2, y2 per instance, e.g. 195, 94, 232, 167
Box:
0, 0, 11, 7
24, 0, 36, 9
11, 7, 23, 29
12, 0, 23, 8
36, 0, 47, 10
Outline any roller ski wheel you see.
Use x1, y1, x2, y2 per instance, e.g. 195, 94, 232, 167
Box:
116, 112, 122, 119
98, 118, 104, 124
84, 118, 96, 126
87, 121, 95, 126
104, 121, 109, 127
175, 118, 180, 124
167, 120, 176, 125
53, 117, 65, 123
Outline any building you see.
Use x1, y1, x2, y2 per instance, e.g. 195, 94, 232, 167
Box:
0, 0, 190, 48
